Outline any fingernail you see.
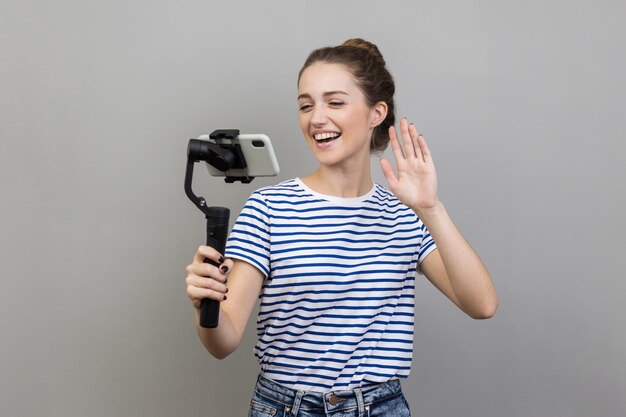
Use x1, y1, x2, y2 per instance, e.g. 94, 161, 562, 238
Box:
226, 287, 229, 293
218, 256, 224, 263
220, 265, 229, 273
223, 295, 228, 301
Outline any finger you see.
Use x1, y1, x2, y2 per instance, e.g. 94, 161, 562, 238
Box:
186, 262, 227, 283
187, 284, 228, 303
186, 273, 228, 293
400, 118, 416, 159
408, 124, 425, 162
193, 245, 225, 265
220, 258, 234, 276
416, 132, 433, 164
388, 125, 406, 163
379, 157, 398, 185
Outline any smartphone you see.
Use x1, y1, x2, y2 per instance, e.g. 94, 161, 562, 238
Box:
197, 133, 280, 178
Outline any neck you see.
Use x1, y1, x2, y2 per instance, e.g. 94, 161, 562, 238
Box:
301, 158, 374, 198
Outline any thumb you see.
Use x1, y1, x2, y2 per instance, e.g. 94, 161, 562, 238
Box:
379, 157, 398, 185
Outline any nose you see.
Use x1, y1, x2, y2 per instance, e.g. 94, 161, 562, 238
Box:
310, 105, 327, 127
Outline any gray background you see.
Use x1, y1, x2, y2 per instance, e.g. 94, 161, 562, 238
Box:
1, 1, 624, 416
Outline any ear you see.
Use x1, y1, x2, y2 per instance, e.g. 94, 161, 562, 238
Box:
369, 101, 388, 128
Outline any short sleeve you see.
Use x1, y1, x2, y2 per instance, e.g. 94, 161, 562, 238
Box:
416, 220, 437, 275
224, 191, 271, 277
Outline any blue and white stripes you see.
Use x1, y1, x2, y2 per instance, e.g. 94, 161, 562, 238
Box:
225, 178, 436, 392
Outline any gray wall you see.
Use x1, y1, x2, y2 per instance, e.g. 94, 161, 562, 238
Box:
1, 1, 625, 416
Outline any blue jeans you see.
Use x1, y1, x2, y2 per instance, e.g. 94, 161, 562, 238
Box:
249, 374, 411, 417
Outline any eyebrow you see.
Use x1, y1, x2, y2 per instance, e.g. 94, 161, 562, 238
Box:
297, 91, 349, 100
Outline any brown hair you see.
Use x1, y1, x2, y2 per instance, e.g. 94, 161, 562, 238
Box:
298, 38, 396, 153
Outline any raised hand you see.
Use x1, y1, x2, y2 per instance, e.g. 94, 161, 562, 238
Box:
379, 118, 440, 215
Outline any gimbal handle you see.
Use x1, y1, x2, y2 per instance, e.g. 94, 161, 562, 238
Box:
200, 207, 229, 328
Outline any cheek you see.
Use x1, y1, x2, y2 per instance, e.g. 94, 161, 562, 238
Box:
299, 114, 309, 133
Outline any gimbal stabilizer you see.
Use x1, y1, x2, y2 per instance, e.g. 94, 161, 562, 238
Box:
184, 129, 254, 328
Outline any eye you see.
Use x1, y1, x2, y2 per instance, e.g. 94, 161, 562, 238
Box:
299, 103, 313, 112
329, 101, 344, 107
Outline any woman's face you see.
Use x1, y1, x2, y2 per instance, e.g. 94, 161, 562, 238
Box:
297, 62, 381, 168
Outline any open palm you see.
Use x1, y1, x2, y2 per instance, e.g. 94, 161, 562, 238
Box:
379, 118, 440, 215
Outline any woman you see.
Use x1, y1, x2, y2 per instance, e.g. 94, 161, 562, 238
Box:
185, 38, 498, 416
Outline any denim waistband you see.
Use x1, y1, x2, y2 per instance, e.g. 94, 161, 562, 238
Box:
253, 373, 403, 415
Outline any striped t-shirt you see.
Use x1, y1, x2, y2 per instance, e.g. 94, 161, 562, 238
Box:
224, 178, 437, 392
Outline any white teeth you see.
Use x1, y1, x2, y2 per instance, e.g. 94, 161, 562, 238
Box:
314, 132, 340, 141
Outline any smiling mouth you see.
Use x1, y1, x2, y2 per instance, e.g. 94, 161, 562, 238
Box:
314, 132, 341, 143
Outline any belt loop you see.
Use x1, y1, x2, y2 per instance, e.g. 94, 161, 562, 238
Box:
290, 390, 305, 416
354, 388, 364, 417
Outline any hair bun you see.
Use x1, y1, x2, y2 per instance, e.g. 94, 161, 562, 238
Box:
342, 38, 385, 64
